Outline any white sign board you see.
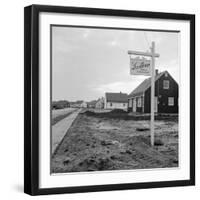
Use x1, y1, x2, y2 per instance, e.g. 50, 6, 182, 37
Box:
130, 57, 151, 76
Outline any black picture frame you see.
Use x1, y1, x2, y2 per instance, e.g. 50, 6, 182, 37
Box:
24, 4, 195, 196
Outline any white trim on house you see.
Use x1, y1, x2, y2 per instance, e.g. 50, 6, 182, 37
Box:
104, 92, 128, 111
128, 94, 145, 113
105, 102, 128, 111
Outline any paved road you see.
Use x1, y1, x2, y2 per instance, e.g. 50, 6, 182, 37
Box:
52, 108, 82, 154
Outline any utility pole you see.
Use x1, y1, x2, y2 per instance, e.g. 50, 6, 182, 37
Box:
150, 41, 155, 146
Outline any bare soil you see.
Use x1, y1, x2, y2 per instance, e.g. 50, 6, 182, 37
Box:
51, 112, 178, 173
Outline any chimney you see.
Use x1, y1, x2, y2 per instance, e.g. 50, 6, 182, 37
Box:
155, 69, 158, 76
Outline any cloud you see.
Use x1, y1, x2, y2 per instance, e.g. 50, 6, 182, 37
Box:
52, 26, 179, 101
92, 79, 146, 95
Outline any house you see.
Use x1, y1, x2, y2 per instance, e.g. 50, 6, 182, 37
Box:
128, 70, 178, 113
104, 92, 128, 111
80, 101, 88, 108
95, 97, 104, 109
87, 100, 97, 108
70, 100, 84, 108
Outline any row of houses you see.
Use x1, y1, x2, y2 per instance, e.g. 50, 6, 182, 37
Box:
61, 70, 178, 113
104, 70, 178, 113
69, 98, 105, 109
70, 100, 88, 108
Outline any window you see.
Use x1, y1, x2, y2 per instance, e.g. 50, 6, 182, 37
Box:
163, 80, 169, 89
137, 97, 142, 107
168, 97, 174, 106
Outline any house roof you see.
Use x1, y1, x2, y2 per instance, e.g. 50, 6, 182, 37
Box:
128, 71, 167, 98
105, 92, 128, 103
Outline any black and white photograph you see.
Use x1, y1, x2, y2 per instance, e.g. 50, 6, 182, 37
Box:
23, 4, 195, 195
51, 26, 179, 174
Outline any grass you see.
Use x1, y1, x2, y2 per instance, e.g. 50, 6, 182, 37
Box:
52, 111, 74, 125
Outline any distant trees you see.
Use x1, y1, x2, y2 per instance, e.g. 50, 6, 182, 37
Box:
52, 100, 70, 110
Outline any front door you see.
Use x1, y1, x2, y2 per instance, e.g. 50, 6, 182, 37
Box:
133, 98, 136, 112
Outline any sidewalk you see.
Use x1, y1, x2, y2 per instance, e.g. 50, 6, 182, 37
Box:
52, 108, 82, 154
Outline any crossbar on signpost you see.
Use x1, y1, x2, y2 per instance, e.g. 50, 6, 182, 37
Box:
128, 41, 159, 146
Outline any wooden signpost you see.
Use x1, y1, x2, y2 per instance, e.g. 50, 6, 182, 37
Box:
128, 41, 160, 146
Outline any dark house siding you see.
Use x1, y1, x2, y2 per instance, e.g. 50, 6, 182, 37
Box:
128, 95, 144, 113
136, 96, 143, 113
128, 99, 133, 112
144, 72, 178, 113
128, 92, 143, 112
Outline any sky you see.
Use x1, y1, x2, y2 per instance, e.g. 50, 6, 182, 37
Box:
52, 26, 179, 102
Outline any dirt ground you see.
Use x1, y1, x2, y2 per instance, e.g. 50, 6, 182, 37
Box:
51, 111, 178, 173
